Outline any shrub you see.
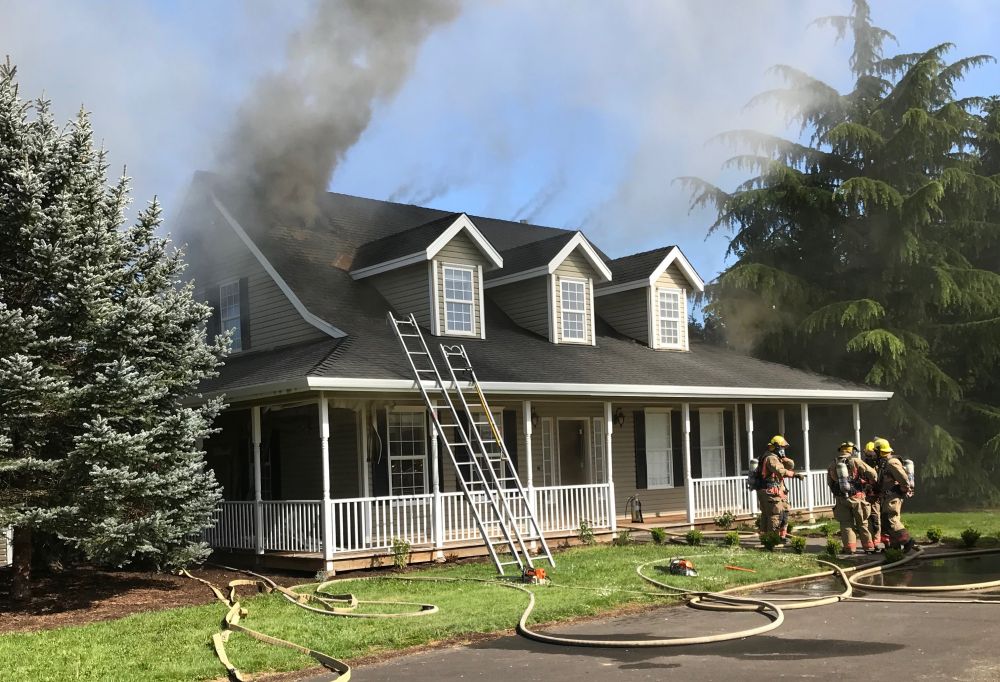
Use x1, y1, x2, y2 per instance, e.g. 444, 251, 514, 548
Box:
786, 521, 795, 534
390, 537, 411, 570
818, 523, 835, 538
925, 526, 943, 543
578, 520, 597, 546
790, 536, 808, 554
883, 547, 905, 564
649, 527, 667, 545
824, 538, 842, 557
961, 527, 981, 548
714, 511, 736, 530
613, 529, 634, 546
760, 531, 781, 551
724, 531, 741, 547
685, 529, 704, 546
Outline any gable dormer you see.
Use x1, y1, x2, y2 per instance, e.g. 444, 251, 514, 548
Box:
350, 213, 502, 338
485, 232, 612, 345
594, 246, 704, 351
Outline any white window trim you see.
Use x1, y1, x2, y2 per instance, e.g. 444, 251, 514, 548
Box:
429, 261, 440, 336
698, 407, 727, 479
385, 406, 429, 496
559, 276, 589, 344
441, 262, 477, 337
645, 407, 675, 489
539, 417, 558, 485
591, 416, 606, 483
219, 278, 242, 353
654, 286, 686, 351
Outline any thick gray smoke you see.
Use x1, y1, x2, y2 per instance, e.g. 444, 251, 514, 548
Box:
218, 0, 461, 220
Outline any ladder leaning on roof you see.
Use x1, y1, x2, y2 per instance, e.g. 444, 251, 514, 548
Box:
387, 312, 555, 576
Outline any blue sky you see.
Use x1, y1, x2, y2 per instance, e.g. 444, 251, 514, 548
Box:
2, 0, 998, 283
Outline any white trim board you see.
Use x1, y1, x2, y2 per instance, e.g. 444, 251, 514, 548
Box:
349, 214, 503, 280
595, 246, 706, 297
211, 194, 347, 338
485, 232, 613, 289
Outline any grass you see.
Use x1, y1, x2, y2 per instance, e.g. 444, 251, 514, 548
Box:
0, 543, 820, 682
904, 511, 1000, 545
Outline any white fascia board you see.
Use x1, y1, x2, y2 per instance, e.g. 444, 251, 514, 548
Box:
649, 247, 705, 292
483, 266, 548, 289
198, 378, 312, 403
549, 233, 613, 282
210, 194, 347, 338
426, 214, 503, 269
594, 279, 647, 297
304, 376, 893, 401
350, 251, 426, 280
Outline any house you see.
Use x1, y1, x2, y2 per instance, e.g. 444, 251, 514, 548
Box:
177, 173, 891, 573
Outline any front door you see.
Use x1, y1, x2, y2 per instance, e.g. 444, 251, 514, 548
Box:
699, 408, 727, 478
557, 419, 588, 485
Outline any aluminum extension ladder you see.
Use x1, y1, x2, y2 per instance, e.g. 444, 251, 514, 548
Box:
388, 312, 555, 575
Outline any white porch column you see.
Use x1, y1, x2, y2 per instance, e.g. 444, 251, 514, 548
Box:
251, 406, 263, 555
523, 401, 538, 550
359, 405, 371, 497
319, 394, 334, 569
682, 403, 695, 527
801, 402, 815, 522
604, 402, 617, 533
732, 403, 741, 473
745, 402, 757, 514
778, 408, 786, 437
853, 403, 862, 450
430, 403, 444, 560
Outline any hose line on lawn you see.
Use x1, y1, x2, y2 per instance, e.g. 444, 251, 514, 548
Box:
184, 546, 1000, 681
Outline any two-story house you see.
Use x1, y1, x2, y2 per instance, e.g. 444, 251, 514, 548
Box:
177, 173, 891, 573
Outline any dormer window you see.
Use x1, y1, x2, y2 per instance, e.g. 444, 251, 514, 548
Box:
656, 287, 684, 349
560, 278, 588, 342
443, 264, 476, 335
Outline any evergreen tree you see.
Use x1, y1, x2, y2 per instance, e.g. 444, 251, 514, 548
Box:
0, 61, 224, 598
685, 1, 1000, 499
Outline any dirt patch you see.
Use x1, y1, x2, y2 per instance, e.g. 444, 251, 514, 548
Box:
0, 565, 303, 634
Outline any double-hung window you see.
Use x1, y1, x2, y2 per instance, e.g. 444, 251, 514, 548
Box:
560, 278, 587, 342
657, 288, 683, 349
443, 265, 475, 335
220, 281, 242, 352
645, 408, 674, 488
386, 409, 427, 496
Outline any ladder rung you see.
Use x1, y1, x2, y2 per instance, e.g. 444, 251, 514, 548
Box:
415, 368, 436, 373
399, 333, 421, 337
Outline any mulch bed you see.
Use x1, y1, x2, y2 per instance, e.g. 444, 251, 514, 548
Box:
0, 565, 301, 634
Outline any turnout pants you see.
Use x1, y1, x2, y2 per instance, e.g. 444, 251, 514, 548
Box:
882, 495, 911, 547
867, 499, 881, 541
833, 496, 873, 551
758, 491, 788, 535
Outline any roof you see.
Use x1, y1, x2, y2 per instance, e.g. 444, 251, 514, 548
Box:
179, 173, 888, 402
601, 246, 675, 284
484, 232, 576, 280
596, 245, 705, 294
351, 213, 462, 271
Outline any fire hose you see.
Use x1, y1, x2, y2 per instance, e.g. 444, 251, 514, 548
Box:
185, 544, 1000, 681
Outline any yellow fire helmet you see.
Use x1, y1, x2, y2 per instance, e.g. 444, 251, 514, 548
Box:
769, 435, 789, 448
874, 438, 893, 455
864, 441, 876, 453
839, 441, 855, 454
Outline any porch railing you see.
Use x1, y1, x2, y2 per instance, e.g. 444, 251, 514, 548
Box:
691, 470, 834, 520
205, 483, 613, 556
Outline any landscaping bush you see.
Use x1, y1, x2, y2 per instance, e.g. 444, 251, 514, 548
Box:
760, 531, 781, 551
961, 527, 981, 548
390, 537, 411, 570
824, 538, 842, 557
578, 520, 597, 546
883, 547, 905, 563
685, 529, 704, 546
789, 536, 808, 554
724, 531, 741, 547
714, 511, 736, 530
649, 527, 667, 545
613, 529, 634, 546
925, 526, 943, 543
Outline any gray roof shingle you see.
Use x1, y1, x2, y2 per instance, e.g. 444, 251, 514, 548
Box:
599, 246, 676, 287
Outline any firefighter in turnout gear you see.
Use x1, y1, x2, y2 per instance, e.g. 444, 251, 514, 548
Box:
826, 442, 879, 554
861, 440, 882, 546
874, 438, 916, 552
758, 435, 804, 540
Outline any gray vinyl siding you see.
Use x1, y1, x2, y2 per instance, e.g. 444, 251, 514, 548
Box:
595, 288, 649, 344
193, 222, 326, 351
435, 232, 488, 337
0, 528, 9, 566
611, 407, 687, 513
487, 277, 550, 339
554, 250, 596, 345
370, 262, 432, 328
652, 264, 689, 350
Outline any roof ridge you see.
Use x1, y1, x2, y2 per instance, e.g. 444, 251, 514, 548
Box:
607, 244, 676, 262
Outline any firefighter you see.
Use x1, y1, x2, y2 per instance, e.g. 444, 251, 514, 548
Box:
874, 438, 916, 552
861, 440, 882, 546
826, 442, 879, 554
758, 435, 804, 540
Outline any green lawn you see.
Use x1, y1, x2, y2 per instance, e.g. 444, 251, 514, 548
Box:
904, 510, 1000, 544
0, 543, 819, 682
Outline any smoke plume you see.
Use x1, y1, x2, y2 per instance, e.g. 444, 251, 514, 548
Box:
218, 0, 461, 220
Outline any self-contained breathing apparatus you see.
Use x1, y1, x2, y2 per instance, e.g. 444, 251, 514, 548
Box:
746, 457, 763, 491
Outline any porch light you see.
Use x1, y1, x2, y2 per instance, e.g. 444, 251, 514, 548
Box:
531, 410, 540, 427
615, 407, 625, 428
